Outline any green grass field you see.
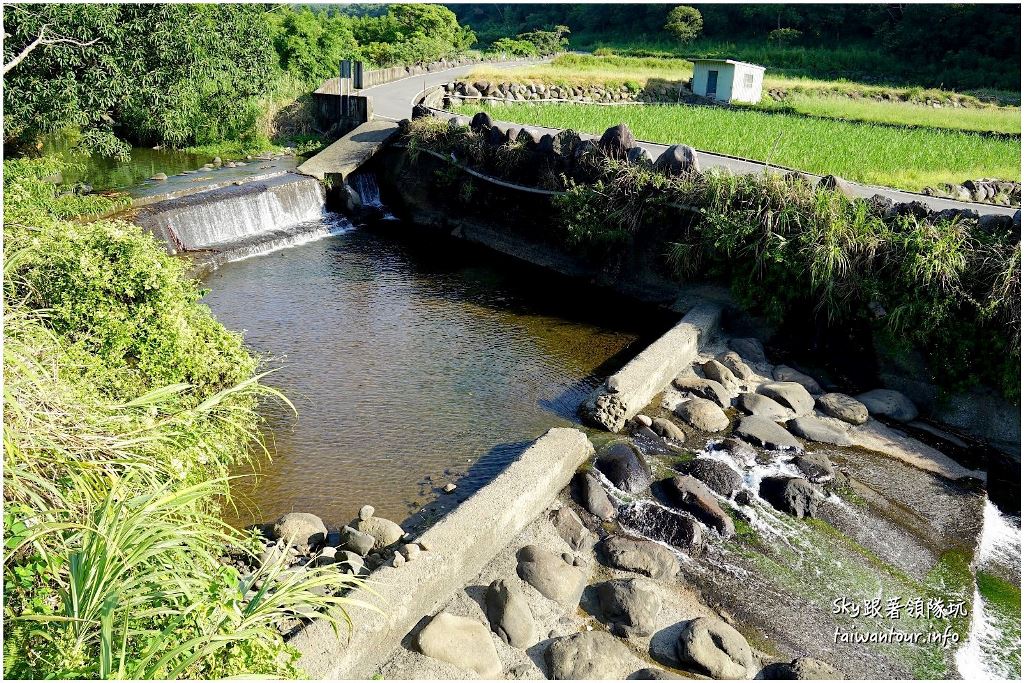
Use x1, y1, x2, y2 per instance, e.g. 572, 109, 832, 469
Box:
452, 102, 1021, 191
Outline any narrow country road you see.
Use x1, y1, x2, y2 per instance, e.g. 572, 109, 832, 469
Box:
360, 61, 1018, 218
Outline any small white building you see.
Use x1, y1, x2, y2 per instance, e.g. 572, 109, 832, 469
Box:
690, 58, 765, 104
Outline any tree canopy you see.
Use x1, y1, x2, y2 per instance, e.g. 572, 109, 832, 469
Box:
664, 6, 703, 44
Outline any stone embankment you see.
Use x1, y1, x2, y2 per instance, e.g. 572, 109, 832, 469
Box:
923, 177, 1021, 207
444, 79, 705, 106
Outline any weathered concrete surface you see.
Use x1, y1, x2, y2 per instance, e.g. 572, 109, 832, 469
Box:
297, 119, 400, 181
582, 304, 721, 432
291, 427, 595, 679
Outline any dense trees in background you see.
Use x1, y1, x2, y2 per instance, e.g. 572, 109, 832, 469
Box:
664, 6, 703, 44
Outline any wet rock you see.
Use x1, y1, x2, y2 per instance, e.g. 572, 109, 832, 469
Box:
272, 512, 327, 549
787, 416, 853, 446
650, 417, 687, 442
681, 458, 743, 498
596, 442, 652, 493
150, 172, 168, 181
337, 525, 375, 556
416, 612, 502, 678
573, 471, 616, 521
716, 351, 756, 380
709, 437, 758, 467
734, 489, 754, 506
545, 631, 634, 680
516, 545, 587, 608
856, 389, 918, 422
354, 515, 404, 550
442, 482, 457, 493
734, 415, 802, 451
598, 535, 679, 579
674, 398, 729, 433
665, 475, 735, 538
630, 668, 684, 679
759, 476, 820, 518
631, 426, 680, 457
676, 616, 754, 679
597, 578, 662, 637
761, 657, 845, 679
792, 452, 836, 482
485, 578, 536, 648
550, 506, 591, 551
772, 365, 822, 394
618, 502, 703, 553
702, 359, 739, 390
654, 144, 700, 176
598, 123, 637, 160
757, 381, 815, 415
737, 391, 790, 420
672, 376, 730, 408
816, 393, 868, 425
727, 337, 767, 365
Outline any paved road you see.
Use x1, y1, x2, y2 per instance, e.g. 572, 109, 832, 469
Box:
361, 62, 1018, 217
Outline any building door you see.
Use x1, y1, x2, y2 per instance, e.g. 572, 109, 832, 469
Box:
706, 70, 719, 97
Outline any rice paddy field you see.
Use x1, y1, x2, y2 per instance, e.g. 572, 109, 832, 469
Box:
452, 101, 1021, 191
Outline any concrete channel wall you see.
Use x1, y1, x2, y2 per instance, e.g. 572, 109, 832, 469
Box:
291, 427, 595, 679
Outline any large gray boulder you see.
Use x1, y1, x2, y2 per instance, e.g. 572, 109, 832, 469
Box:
674, 398, 730, 433
761, 657, 845, 679
672, 376, 731, 408
727, 337, 767, 365
716, 351, 756, 380
545, 631, 635, 679
654, 144, 700, 176
618, 502, 703, 553
599, 535, 679, 579
702, 359, 739, 390
757, 382, 815, 415
856, 389, 918, 422
353, 515, 404, 550
573, 471, 617, 521
773, 365, 823, 394
272, 512, 327, 550
793, 452, 836, 482
470, 111, 493, 132
337, 525, 376, 556
709, 436, 758, 467
598, 123, 637, 160
485, 579, 536, 648
415, 612, 501, 678
550, 506, 591, 551
596, 442, 652, 493
759, 476, 820, 518
737, 391, 791, 420
516, 545, 588, 608
626, 146, 653, 166
734, 415, 802, 451
681, 458, 743, 497
596, 578, 662, 637
676, 617, 754, 679
665, 475, 735, 538
816, 392, 869, 425
787, 416, 853, 446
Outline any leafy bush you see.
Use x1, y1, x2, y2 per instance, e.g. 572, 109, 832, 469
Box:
489, 37, 539, 58
768, 28, 803, 46
664, 6, 703, 44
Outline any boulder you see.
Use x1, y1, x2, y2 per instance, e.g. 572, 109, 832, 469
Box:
470, 111, 493, 131
515, 127, 542, 148
596, 442, 652, 494
597, 123, 637, 160
337, 525, 376, 556
676, 617, 754, 679
516, 545, 588, 608
626, 146, 654, 166
734, 415, 802, 451
618, 502, 703, 553
665, 475, 735, 538
448, 114, 471, 129
598, 535, 679, 580
727, 337, 767, 365
415, 612, 501, 678
855, 389, 918, 422
792, 452, 836, 482
737, 391, 790, 420
631, 668, 685, 679
702, 359, 739, 390
336, 550, 366, 575
761, 657, 845, 680
759, 476, 820, 518
596, 578, 662, 637
573, 471, 617, 521
150, 172, 168, 181
772, 365, 823, 394
485, 578, 536, 648
650, 417, 687, 442
716, 351, 756, 380
272, 512, 327, 549
674, 398, 729, 433
817, 174, 855, 198
680, 458, 743, 498
816, 393, 868, 425
654, 144, 700, 176
672, 377, 730, 408
550, 506, 591, 551
487, 124, 507, 146
708, 437, 758, 467
354, 515, 404, 550
551, 129, 582, 162
757, 382, 815, 415
787, 416, 853, 446
545, 631, 635, 680
631, 426, 681, 457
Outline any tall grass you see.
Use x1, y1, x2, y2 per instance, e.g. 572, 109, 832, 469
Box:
453, 102, 1021, 191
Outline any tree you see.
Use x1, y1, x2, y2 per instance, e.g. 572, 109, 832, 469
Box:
768, 28, 802, 46
664, 6, 703, 44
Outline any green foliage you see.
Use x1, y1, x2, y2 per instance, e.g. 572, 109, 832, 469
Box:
664, 6, 703, 45
513, 25, 571, 56
353, 3, 476, 68
488, 37, 539, 58
768, 28, 802, 46
268, 6, 359, 87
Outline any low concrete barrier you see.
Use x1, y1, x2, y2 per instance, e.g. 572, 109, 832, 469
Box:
582, 303, 721, 432
291, 427, 595, 679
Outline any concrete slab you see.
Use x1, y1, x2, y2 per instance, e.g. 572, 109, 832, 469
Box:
297, 119, 401, 181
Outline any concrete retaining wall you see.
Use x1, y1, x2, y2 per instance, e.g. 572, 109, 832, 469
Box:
582, 304, 721, 432
291, 427, 595, 679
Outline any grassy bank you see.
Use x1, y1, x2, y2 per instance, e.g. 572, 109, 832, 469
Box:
452, 101, 1020, 191
2, 158, 358, 678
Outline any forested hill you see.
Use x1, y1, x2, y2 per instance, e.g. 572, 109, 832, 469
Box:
449, 3, 1022, 91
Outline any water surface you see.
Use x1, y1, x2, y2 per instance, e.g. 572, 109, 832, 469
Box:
202, 227, 671, 529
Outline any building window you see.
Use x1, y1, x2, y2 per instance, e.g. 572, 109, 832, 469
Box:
743, 73, 754, 88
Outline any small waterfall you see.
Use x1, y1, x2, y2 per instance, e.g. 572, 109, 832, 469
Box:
349, 171, 383, 210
